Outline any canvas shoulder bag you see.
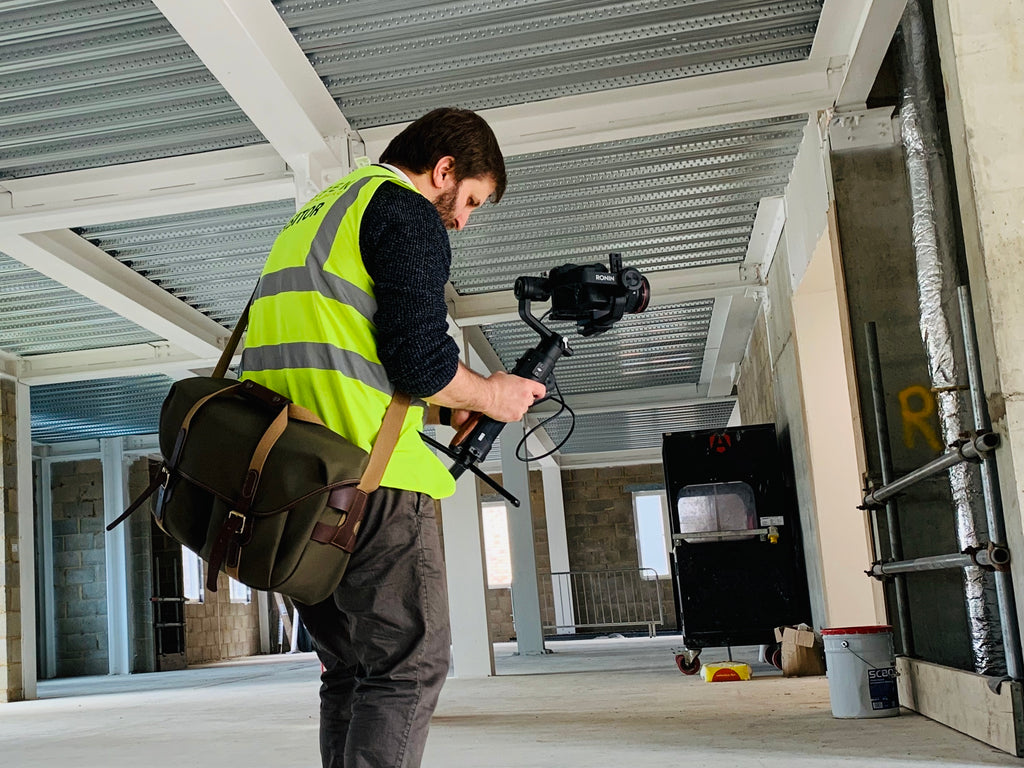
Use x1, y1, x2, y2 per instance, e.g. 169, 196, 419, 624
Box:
107, 290, 408, 605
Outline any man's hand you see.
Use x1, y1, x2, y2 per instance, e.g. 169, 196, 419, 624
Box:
427, 363, 547, 425
482, 371, 547, 422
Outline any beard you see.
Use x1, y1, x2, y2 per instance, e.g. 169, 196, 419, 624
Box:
433, 182, 461, 230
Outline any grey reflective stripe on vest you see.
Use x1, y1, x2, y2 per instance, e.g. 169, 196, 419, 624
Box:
256, 174, 380, 318
240, 342, 393, 396
257, 265, 377, 323
240, 343, 429, 410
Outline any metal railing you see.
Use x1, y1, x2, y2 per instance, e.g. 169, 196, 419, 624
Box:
537, 568, 665, 638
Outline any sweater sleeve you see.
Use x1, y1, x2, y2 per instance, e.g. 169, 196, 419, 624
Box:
359, 181, 461, 398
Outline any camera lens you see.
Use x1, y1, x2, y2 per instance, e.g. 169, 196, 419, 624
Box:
622, 269, 651, 314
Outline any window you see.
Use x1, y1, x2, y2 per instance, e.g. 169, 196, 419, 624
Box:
632, 491, 670, 578
481, 502, 512, 589
676, 481, 758, 542
229, 578, 252, 604
182, 547, 204, 602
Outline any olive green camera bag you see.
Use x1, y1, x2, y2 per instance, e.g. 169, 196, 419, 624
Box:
108, 293, 408, 605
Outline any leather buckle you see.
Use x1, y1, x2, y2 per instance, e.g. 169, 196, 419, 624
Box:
228, 509, 248, 536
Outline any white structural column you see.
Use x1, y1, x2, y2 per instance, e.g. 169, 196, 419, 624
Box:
437, 424, 494, 677
37, 460, 56, 680
16, 382, 36, 699
100, 438, 130, 675
541, 465, 574, 635
500, 420, 545, 655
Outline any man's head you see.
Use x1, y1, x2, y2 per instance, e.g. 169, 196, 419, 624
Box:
380, 107, 506, 230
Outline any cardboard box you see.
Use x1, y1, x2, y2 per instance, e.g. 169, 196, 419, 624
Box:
774, 624, 826, 677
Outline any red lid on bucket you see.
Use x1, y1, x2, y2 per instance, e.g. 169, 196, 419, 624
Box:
820, 625, 892, 636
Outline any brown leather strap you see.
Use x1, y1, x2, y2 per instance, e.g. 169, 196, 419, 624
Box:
106, 467, 166, 532
288, 401, 325, 425
212, 283, 259, 379
310, 486, 367, 553
357, 392, 410, 494
309, 393, 410, 553
207, 402, 290, 590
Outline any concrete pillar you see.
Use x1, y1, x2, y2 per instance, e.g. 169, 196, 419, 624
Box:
437, 424, 494, 677
101, 437, 130, 675
541, 465, 574, 635
501, 420, 545, 655
933, 0, 1024, 654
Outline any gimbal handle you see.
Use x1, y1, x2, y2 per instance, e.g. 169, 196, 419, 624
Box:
420, 300, 573, 504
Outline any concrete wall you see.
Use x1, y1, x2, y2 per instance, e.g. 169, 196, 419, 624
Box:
0, 379, 23, 702
49, 460, 108, 677
832, 144, 973, 668
738, 235, 829, 630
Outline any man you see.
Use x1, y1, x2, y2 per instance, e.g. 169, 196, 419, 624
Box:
240, 108, 545, 768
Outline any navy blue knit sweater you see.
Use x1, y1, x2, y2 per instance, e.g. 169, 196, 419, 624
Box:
358, 179, 461, 399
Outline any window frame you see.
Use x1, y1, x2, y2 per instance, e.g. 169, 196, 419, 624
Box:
632, 490, 671, 579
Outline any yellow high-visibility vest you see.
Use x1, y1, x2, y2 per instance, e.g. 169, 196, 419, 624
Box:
240, 165, 456, 499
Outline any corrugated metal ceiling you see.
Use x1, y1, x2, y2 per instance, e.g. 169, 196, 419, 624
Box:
30, 374, 172, 443
0, 249, 162, 355
544, 400, 737, 454
484, 299, 714, 395
450, 114, 807, 294
276, 0, 823, 129
0, 1, 823, 453
0, 0, 265, 180
76, 199, 295, 330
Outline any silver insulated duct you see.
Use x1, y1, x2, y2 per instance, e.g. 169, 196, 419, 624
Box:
896, 0, 1004, 674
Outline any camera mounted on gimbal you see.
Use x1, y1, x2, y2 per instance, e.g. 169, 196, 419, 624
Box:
420, 253, 651, 506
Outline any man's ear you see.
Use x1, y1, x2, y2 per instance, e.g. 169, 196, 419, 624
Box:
431, 155, 456, 189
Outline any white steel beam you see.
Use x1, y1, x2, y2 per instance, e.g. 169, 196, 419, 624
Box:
531, 385, 735, 417
16, 343, 233, 386
16, 381, 37, 698
448, 263, 760, 328
362, 59, 840, 160
557, 448, 663, 470
153, 0, 354, 194
0, 230, 227, 358
698, 295, 734, 397
832, 0, 910, 108
0, 146, 292, 236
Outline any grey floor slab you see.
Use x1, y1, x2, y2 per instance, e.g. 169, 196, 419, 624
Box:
0, 636, 1019, 768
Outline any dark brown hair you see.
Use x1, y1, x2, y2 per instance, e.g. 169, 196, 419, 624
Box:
379, 107, 506, 202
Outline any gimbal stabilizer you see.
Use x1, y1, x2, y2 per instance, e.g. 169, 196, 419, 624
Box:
420, 254, 650, 507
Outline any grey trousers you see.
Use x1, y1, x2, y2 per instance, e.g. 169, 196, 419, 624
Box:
296, 487, 451, 768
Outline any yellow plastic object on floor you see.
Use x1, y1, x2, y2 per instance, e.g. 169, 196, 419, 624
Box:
700, 661, 752, 682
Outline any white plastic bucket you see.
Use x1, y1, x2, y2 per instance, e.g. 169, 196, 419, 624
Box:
822, 625, 899, 719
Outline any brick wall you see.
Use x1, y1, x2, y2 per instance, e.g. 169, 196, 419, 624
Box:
561, 464, 676, 633
184, 570, 262, 664
1, 379, 23, 701
49, 459, 109, 677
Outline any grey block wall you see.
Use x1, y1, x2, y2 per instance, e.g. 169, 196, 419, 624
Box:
50, 460, 108, 677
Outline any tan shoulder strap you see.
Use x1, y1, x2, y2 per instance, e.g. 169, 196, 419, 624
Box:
357, 392, 411, 493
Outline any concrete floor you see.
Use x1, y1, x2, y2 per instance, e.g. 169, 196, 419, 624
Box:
1, 635, 1020, 767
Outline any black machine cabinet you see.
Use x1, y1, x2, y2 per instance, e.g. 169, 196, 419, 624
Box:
662, 423, 812, 650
